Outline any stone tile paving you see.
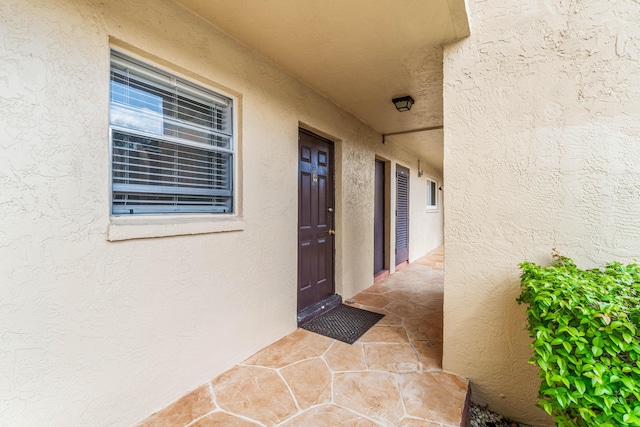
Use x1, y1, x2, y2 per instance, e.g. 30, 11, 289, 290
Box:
136, 247, 468, 427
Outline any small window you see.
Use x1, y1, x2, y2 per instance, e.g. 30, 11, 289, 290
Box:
427, 179, 438, 210
109, 51, 234, 215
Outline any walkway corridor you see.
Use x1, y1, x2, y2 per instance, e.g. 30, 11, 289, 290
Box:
136, 247, 468, 426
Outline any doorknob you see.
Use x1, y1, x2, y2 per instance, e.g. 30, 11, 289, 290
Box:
328, 229, 335, 235
328, 207, 334, 213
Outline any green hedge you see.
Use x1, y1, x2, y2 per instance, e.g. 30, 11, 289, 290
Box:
517, 251, 640, 426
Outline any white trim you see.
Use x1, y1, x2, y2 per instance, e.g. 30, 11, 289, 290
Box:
426, 178, 438, 211
107, 215, 245, 241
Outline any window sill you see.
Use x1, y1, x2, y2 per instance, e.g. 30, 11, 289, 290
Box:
426, 208, 439, 213
107, 215, 245, 241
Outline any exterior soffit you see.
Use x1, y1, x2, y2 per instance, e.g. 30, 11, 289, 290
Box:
174, 0, 470, 170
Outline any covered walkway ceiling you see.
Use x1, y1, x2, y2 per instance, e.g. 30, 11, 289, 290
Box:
175, 0, 470, 172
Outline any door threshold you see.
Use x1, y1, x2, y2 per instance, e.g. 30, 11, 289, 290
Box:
374, 269, 390, 283
395, 261, 409, 271
297, 294, 342, 326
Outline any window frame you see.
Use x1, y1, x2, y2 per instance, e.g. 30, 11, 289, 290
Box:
108, 49, 236, 217
426, 178, 438, 211
106, 47, 243, 241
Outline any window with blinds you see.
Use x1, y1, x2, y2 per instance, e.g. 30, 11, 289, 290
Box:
109, 51, 234, 215
427, 179, 438, 210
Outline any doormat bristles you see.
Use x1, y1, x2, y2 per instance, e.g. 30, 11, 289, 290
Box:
301, 304, 384, 344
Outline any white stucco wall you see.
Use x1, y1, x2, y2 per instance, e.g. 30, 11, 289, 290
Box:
409, 171, 444, 261
0, 0, 443, 425
443, 0, 640, 425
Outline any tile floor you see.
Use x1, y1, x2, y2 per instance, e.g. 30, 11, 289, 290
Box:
136, 247, 468, 427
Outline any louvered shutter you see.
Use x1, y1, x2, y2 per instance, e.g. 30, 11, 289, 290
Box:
109, 51, 234, 215
396, 165, 410, 264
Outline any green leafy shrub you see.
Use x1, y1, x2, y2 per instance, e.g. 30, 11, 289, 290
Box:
517, 250, 640, 426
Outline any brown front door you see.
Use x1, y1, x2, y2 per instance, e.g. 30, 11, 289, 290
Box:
396, 164, 410, 265
374, 160, 385, 274
297, 129, 335, 313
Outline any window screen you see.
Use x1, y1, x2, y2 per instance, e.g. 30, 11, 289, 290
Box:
109, 51, 234, 215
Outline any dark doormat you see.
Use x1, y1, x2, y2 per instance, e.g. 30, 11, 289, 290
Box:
300, 304, 384, 344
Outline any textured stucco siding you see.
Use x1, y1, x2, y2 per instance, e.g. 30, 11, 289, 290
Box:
443, 0, 640, 425
0, 0, 443, 425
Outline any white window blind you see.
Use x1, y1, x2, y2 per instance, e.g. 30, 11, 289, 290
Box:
109, 51, 234, 215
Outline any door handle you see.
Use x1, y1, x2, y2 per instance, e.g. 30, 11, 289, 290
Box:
328, 229, 335, 235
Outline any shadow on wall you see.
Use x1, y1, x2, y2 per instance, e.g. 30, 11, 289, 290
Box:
461, 275, 555, 427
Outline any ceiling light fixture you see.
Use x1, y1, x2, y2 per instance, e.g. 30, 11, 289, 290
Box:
392, 96, 414, 112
